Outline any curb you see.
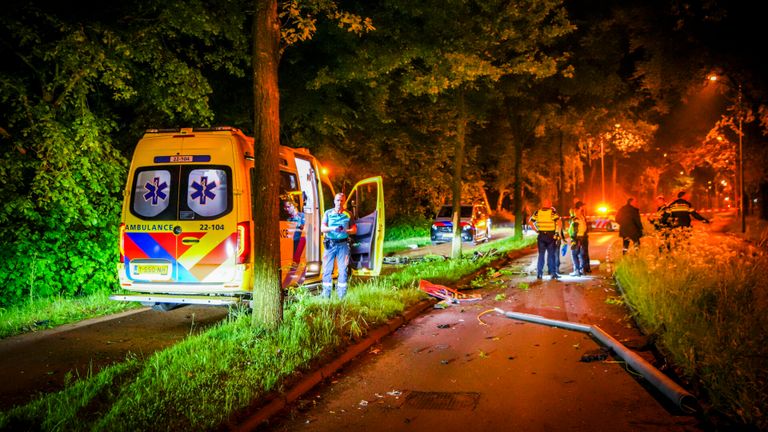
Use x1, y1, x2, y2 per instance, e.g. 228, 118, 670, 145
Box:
232, 299, 434, 431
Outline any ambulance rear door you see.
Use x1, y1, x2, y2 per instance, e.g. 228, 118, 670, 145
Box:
346, 176, 385, 276
124, 137, 238, 289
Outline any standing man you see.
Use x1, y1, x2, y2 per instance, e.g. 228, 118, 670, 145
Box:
667, 191, 710, 228
568, 201, 588, 276
572, 197, 591, 273
649, 195, 670, 230
321, 192, 357, 299
616, 197, 644, 254
529, 198, 561, 280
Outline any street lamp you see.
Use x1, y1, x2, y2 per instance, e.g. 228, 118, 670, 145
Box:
709, 74, 746, 233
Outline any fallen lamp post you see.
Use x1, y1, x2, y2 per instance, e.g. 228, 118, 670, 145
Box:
494, 308, 697, 413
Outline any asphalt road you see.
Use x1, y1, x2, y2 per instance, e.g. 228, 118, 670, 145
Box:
261, 231, 702, 432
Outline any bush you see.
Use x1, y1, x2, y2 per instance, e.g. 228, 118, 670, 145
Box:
384, 214, 432, 241
615, 229, 768, 429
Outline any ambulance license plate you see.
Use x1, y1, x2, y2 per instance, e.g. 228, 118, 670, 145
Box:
135, 264, 169, 275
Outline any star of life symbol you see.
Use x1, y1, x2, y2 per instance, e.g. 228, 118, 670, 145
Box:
190, 176, 217, 205
143, 177, 168, 206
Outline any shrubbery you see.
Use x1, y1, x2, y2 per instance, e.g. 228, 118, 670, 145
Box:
615, 228, 768, 429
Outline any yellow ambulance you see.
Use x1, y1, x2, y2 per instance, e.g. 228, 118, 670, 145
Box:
112, 127, 384, 310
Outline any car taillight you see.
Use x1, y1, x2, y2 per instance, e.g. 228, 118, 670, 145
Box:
119, 223, 126, 263
237, 221, 250, 264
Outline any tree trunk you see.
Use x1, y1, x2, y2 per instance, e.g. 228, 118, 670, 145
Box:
558, 130, 565, 214
251, 0, 283, 328
496, 188, 507, 213
512, 137, 524, 240
611, 155, 617, 203
451, 90, 466, 259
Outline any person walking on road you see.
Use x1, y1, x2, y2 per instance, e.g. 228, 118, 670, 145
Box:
616, 197, 644, 254
529, 198, 561, 280
568, 201, 588, 276
667, 191, 710, 228
321, 192, 357, 299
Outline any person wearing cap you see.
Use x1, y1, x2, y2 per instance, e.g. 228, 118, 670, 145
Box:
567, 201, 588, 276
571, 198, 592, 273
667, 191, 710, 228
649, 195, 671, 230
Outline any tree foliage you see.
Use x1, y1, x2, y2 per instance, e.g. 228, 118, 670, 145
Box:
0, 0, 249, 306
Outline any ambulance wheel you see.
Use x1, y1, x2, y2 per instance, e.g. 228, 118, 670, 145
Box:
151, 303, 183, 312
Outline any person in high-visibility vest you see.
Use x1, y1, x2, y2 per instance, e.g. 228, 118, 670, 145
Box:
567, 201, 588, 276
571, 198, 591, 273
529, 198, 562, 280
667, 191, 709, 228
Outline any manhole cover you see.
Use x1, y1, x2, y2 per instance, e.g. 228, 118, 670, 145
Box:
404, 391, 480, 411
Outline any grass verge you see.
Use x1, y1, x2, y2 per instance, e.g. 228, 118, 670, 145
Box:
614, 228, 767, 429
0, 291, 141, 340
0, 236, 534, 431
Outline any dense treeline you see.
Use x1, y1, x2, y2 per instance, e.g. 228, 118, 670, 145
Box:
1, 0, 766, 306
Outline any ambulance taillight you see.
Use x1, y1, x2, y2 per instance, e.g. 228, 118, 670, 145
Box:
119, 223, 126, 263
237, 222, 250, 264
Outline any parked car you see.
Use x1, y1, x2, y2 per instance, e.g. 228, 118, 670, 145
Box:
586, 213, 618, 231
430, 204, 491, 244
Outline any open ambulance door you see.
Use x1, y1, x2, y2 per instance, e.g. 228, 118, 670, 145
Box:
346, 176, 385, 276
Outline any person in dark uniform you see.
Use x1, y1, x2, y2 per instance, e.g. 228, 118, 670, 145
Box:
667, 191, 710, 228
649, 195, 670, 230
615, 197, 644, 254
529, 198, 561, 280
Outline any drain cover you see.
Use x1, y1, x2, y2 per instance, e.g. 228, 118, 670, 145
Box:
404, 391, 480, 411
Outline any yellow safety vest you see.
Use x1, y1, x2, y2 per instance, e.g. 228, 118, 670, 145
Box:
532, 208, 558, 232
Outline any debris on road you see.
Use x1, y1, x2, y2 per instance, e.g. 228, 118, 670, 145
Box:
419, 280, 482, 304
580, 347, 612, 362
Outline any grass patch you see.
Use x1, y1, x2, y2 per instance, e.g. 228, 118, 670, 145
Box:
615, 228, 768, 429
0, 291, 141, 339
383, 237, 431, 255
0, 235, 534, 430
383, 216, 431, 255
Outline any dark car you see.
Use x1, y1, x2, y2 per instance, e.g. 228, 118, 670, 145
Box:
430, 204, 491, 244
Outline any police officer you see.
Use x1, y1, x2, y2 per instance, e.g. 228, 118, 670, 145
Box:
667, 191, 710, 228
529, 198, 561, 280
571, 198, 591, 273
649, 195, 670, 230
568, 202, 587, 276
321, 192, 357, 299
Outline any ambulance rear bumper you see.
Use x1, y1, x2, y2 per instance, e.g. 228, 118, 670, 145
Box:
110, 294, 242, 306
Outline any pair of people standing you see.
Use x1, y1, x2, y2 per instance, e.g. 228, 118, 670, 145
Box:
530, 198, 592, 279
